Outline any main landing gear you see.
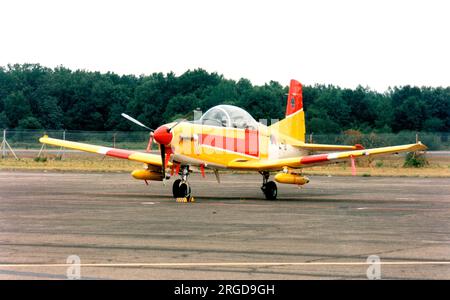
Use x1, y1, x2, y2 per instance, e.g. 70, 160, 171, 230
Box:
172, 165, 194, 202
260, 171, 277, 200
171, 167, 277, 202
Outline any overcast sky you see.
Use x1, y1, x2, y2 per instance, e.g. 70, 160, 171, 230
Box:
1, 0, 449, 91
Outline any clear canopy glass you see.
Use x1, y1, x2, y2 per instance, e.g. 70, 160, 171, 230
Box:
199, 105, 258, 129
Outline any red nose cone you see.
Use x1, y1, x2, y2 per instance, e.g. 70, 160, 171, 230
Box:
153, 126, 173, 145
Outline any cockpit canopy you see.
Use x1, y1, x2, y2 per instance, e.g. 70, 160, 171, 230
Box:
199, 105, 258, 129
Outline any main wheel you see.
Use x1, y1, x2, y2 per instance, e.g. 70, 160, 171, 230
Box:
172, 179, 182, 198
178, 182, 192, 199
263, 181, 277, 200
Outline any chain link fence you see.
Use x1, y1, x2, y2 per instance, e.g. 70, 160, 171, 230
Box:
1, 129, 449, 157
305, 131, 449, 151
1, 129, 153, 151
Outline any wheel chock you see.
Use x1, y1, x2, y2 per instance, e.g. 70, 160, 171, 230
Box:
175, 197, 195, 203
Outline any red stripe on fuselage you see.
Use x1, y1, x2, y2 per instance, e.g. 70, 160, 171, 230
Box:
199, 129, 259, 157
106, 149, 134, 159
300, 154, 329, 164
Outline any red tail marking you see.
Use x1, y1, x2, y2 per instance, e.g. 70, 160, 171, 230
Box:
285, 79, 303, 116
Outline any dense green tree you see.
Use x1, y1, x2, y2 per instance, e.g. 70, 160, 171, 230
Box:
3, 91, 32, 128
0, 112, 8, 128
393, 96, 427, 131
200, 80, 239, 109
239, 81, 285, 122
36, 96, 63, 129
18, 116, 42, 129
309, 117, 341, 133
423, 117, 445, 132
163, 94, 200, 122
373, 95, 394, 132
0, 64, 448, 133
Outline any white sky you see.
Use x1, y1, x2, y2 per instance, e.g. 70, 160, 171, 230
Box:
0, 0, 449, 91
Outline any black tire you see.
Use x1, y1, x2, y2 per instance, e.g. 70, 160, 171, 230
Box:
178, 182, 192, 199
263, 181, 277, 200
172, 179, 182, 198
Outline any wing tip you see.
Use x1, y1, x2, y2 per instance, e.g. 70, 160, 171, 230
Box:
39, 135, 49, 143
416, 141, 428, 150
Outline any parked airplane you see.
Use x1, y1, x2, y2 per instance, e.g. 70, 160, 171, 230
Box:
40, 80, 426, 201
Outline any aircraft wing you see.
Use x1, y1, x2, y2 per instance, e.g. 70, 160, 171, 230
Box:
227, 142, 427, 171
39, 136, 164, 167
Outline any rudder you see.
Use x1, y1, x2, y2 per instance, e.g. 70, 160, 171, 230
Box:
270, 79, 306, 142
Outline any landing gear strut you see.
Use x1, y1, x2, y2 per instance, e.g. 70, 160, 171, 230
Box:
172, 165, 193, 202
260, 171, 277, 200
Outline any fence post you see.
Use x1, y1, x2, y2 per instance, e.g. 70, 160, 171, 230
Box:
37, 131, 47, 158
63, 130, 66, 158
1, 129, 19, 160
60, 129, 66, 160
57, 130, 66, 159
1, 129, 5, 158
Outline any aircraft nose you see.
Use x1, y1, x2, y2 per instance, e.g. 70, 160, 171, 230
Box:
153, 125, 173, 145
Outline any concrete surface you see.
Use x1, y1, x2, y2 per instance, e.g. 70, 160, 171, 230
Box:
0, 171, 449, 279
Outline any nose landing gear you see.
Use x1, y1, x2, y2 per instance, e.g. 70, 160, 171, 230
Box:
260, 171, 277, 200
172, 165, 194, 202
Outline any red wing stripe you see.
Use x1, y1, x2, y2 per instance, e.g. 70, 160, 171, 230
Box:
106, 149, 134, 159
300, 154, 329, 164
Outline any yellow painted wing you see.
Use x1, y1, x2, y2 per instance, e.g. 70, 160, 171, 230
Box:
39, 136, 163, 166
293, 142, 364, 151
228, 142, 427, 171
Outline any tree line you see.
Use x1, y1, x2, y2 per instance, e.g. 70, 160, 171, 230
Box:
0, 64, 448, 133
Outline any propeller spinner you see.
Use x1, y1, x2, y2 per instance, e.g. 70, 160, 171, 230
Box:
121, 113, 172, 181
153, 125, 173, 181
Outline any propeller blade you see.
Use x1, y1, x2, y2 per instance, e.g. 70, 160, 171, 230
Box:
161, 145, 166, 182
121, 113, 154, 131
168, 119, 186, 132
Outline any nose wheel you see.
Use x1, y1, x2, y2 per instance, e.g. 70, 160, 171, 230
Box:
172, 166, 194, 202
172, 179, 191, 198
260, 171, 277, 200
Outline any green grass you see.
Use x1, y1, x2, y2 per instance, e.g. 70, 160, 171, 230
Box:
1, 155, 449, 177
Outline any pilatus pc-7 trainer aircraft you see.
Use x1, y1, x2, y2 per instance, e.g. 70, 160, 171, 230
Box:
40, 80, 426, 201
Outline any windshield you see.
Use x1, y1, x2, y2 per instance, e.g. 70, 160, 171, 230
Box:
199, 105, 258, 129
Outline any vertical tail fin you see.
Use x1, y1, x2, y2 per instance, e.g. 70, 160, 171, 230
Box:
286, 79, 303, 116
270, 79, 306, 142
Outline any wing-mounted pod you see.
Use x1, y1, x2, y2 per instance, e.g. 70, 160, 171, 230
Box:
274, 168, 310, 185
